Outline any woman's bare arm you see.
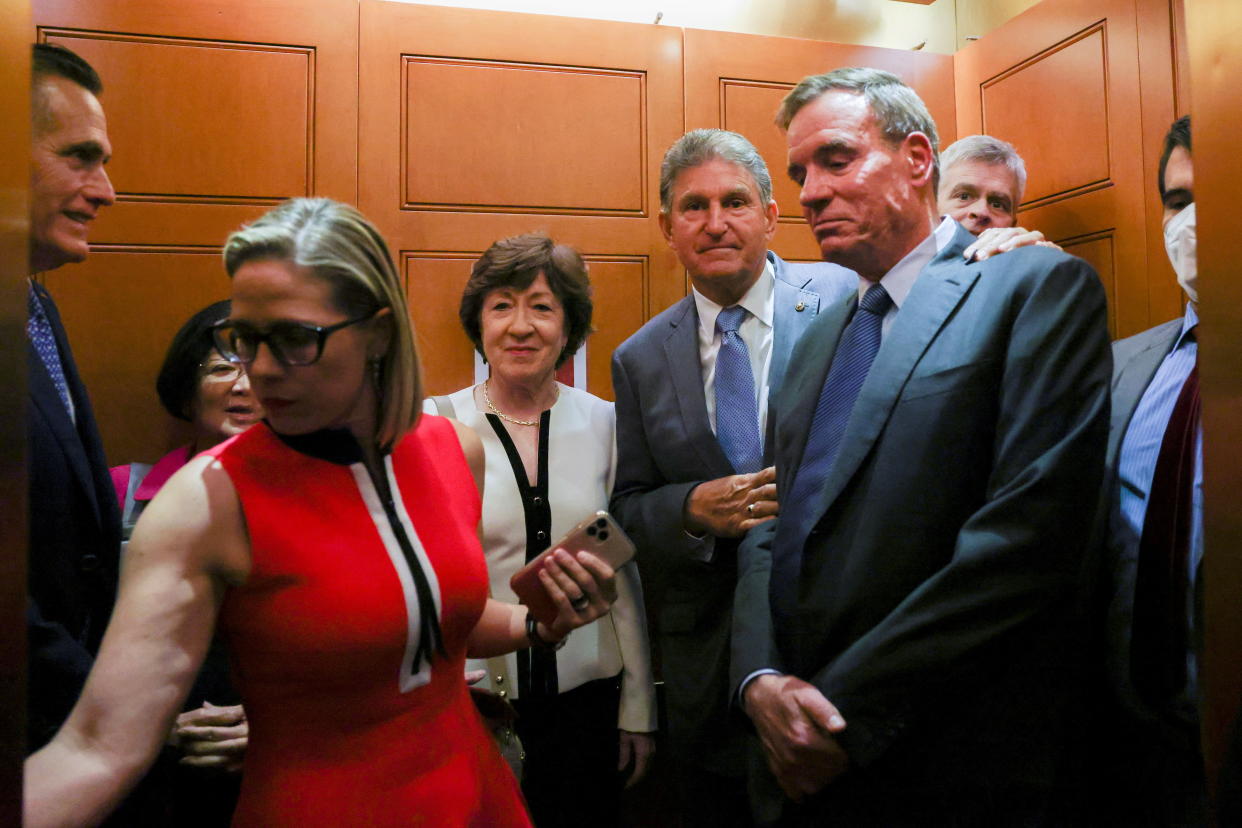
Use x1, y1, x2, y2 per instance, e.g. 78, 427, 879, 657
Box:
24, 455, 250, 828
445, 419, 617, 658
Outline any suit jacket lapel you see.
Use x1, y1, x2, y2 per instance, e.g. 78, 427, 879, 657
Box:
663, 297, 735, 478
769, 254, 821, 398
28, 340, 103, 528
29, 282, 104, 528
1107, 324, 1181, 465
777, 292, 854, 498
814, 236, 980, 514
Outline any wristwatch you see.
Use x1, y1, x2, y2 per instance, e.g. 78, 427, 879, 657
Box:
526, 612, 568, 651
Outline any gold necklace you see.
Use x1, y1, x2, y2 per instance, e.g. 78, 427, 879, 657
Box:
482, 379, 557, 427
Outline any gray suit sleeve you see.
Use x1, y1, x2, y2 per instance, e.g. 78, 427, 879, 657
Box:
609, 348, 712, 569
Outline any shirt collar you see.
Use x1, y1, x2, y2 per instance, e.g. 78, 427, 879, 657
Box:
858, 215, 957, 308
693, 259, 775, 338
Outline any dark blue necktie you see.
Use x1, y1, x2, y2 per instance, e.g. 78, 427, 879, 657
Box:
770, 283, 892, 626
27, 284, 75, 421
714, 305, 763, 475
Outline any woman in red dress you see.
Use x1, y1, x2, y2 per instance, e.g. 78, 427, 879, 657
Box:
25, 198, 618, 827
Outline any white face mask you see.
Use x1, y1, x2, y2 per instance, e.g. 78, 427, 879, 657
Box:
1164, 202, 1197, 304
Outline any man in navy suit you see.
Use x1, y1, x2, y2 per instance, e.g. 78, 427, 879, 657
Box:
1098, 114, 1207, 826
732, 68, 1111, 825
26, 43, 120, 752
610, 129, 855, 827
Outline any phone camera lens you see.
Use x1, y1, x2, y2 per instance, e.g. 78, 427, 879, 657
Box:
586, 526, 597, 536
595, 518, 607, 529
598, 530, 609, 541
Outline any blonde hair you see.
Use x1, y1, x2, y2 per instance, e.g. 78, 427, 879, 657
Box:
223, 198, 420, 450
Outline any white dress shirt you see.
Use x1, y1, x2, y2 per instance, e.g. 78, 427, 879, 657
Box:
861, 215, 959, 337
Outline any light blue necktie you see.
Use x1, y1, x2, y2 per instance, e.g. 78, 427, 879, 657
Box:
770, 283, 892, 629
27, 284, 75, 422
714, 305, 763, 475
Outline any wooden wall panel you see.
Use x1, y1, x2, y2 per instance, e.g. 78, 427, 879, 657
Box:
581, 256, 647, 395
953, 0, 1153, 337
404, 59, 645, 214
1061, 232, 1117, 336
1187, 0, 1242, 797
45, 33, 313, 201
1135, 0, 1189, 331
403, 253, 478, 396
43, 249, 232, 465
981, 27, 1109, 205
33, 0, 358, 465
361, 1, 684, 400
684, 28, 956, 262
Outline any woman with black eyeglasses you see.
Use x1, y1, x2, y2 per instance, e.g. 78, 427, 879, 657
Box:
108, 299, 258, 826
25, 198, 618, 828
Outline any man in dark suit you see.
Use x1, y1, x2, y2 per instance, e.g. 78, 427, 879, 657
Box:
1098, 115, 1207, 826
26, 43, 121, 753
732, 68, 1111, 825
610, 129, 854, 827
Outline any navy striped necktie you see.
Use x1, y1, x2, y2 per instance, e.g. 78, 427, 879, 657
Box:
715, 305, 763, 474
770, 282, 892, 626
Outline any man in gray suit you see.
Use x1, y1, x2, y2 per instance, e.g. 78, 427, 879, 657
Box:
610, 129, 854, 827
732, 68, 1111, 825
1098, 114, 1206, 826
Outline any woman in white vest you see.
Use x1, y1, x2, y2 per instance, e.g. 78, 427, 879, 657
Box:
427, 233, 656, 827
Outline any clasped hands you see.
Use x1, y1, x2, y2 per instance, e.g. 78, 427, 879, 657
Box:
743, 674, 849, 801
684, 465, 778, 538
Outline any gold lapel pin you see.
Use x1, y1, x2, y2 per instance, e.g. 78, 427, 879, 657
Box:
795, 302, 806, 312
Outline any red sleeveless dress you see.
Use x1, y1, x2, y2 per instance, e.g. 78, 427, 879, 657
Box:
207, 416, 530, 827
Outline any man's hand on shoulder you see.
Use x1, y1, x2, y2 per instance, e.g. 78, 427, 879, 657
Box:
683, 465, 777, 538
743, 673, 848, 800
964, 226, 1063, 262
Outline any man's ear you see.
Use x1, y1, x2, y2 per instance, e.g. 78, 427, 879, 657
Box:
764, 199, 779, 240
904, 132, 936, 189
658, 210, 676, 248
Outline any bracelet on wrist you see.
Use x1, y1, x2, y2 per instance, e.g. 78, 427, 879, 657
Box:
526, 612, 567, 651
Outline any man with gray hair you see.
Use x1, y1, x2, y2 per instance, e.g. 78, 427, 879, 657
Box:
611, 128, 854, 827
937, 134, 1026, 235
732, 68, 1111, 824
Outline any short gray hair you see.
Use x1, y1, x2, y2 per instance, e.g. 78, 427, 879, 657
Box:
223, 198, 420, 451
776, 67, 940, 190
659, 129, 773, 212
940, 134, 1027, 202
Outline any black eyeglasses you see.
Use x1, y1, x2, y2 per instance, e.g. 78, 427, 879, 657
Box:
211, 312, 376, 367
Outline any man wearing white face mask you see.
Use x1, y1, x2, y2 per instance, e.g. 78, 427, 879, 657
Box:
1097, 115, 1207, 826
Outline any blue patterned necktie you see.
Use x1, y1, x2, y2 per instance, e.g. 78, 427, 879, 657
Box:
770, 282, 892, 625
27, 284, 75, 422
714, 305, 763, 475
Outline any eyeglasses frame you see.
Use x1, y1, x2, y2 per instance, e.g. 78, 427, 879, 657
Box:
211, 311, 378, 367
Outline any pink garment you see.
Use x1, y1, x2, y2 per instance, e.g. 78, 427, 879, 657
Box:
110, 445, 194, 512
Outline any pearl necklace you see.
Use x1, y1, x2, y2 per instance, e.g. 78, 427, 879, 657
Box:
482, 379, 558, 427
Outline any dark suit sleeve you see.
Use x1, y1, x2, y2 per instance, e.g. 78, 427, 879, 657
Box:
609, 348, 712, 568
731, 519, 782, 695
814, 258, 1112, 768
26, 598, 95, 751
